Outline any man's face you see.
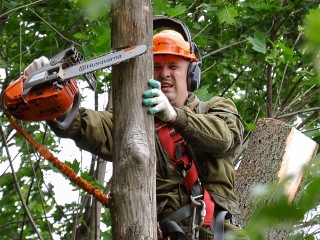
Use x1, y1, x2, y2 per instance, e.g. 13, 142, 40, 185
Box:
153, 55, 190, 108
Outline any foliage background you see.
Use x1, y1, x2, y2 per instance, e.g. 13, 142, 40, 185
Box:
0, 0, 319, 239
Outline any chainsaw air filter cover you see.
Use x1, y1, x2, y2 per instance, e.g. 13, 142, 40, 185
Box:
2, 76, 79, 122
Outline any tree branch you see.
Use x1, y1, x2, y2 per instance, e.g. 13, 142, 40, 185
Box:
273, 62, 289, 113
202, 61, 217, 74
0, 0, 44, 19
0, 119, 44, 240
0, 213, 76, 229
296, 111, 319, 130
266, 64, 274, 117
274, 29, 304, 115
28, 154, 54, 239
193, 21, 212, 40
267, 0, 301, 117
277, 76, 304, 113
202, 40, 247, 59
220, 69, 244, 97
277, 107, 320, 119
28, 8, 81, 47
275, 85, 319, 118
0, 7, 8, 37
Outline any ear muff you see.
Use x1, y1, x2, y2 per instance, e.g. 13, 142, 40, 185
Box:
188, 61, 201, 92
153, 16, 202, 92
187, 42, 201, 92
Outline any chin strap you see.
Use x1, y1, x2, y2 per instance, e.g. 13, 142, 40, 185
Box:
6, 112, 110, 207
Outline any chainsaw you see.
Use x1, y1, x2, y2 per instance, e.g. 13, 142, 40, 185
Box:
2, 44, 147, 129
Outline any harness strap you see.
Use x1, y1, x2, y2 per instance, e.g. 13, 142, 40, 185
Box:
213, 210, 228, 240
159, 204, 192, 225
161, 221, 189, 240
158, 204, 191, 240
155, 121, 215, 227
159, 203, 227, 240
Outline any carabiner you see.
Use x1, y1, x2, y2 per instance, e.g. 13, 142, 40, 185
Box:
190, 195, 203, 207
189, 195, 204, 240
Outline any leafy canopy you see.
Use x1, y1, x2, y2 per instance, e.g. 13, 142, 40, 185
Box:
0, 0, 319, 239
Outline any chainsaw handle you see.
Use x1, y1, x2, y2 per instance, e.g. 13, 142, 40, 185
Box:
47, 92, 80, 130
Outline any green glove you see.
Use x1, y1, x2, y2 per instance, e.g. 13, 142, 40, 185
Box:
143, 79, 177, 122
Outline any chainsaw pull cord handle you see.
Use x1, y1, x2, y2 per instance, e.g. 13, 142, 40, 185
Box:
47, 92, 80, 130
6, 113, 110, 207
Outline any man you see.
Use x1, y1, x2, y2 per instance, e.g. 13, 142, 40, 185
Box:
25, 25, 245, 240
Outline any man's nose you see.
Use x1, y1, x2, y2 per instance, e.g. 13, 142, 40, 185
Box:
158, 66, 170, 79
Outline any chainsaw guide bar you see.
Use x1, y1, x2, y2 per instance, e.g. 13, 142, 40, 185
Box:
23, 44, 148, 98
64, 45, 148, 80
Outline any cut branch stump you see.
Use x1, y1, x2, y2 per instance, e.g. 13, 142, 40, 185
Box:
235, 118, 318, 239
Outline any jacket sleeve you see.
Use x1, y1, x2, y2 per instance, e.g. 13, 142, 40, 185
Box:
49, 107, 113, 160
171, 96, 243, 156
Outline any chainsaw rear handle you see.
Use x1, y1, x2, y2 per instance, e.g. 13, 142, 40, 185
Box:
47, 92, 80, 130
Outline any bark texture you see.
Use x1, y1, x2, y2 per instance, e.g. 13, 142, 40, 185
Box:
110, 1, 156, 240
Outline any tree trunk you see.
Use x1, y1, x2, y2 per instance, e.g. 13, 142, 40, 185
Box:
235, 118, 318, 239
110, 1, 156, 240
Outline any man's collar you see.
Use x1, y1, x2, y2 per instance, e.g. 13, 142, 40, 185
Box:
185, 92, 200, 110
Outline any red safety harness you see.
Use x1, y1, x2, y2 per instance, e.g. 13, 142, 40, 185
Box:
156, 120, 217, 239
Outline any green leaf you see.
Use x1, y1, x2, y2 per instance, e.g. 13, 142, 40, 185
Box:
244, 121, 255, 132
305, 235, 316, 240
297, 175, 320, 212
74, 33, 91, 40
93, 179, 106, 190
82, 43, 94, 57
65, 159, 80, 174
19, 166, 34, 178
200, 4, 217, 12
80, 171, 91, 181
278, 42, 294, 62
0, 173, 13, 186
152, 0, 168, 15
304, 8, 320, 47
266, 48, 279, 63
248, 32, 267, 54
194, 85, 214, 101
166, 4, 187, 17
4, 1, 19, 9
218, 7, 239, 25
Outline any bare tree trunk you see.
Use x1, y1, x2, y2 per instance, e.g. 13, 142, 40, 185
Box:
110, 1, 156, 240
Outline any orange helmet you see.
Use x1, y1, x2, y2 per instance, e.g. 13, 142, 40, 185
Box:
153, 30, 197, 61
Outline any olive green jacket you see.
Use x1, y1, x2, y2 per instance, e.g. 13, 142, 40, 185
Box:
50, 93, 243, 216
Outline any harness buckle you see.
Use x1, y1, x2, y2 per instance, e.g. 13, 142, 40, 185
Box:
175, 160, 187, 176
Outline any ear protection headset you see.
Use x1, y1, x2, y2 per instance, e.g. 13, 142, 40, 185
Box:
153, 16, 202, 92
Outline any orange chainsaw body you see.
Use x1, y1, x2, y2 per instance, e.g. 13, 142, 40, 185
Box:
2, 76, 79, 121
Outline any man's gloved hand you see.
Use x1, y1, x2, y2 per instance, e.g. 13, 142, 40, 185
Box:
24, 56, 50, 77
143, 79, 177, 122
24, 56, 74, 124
